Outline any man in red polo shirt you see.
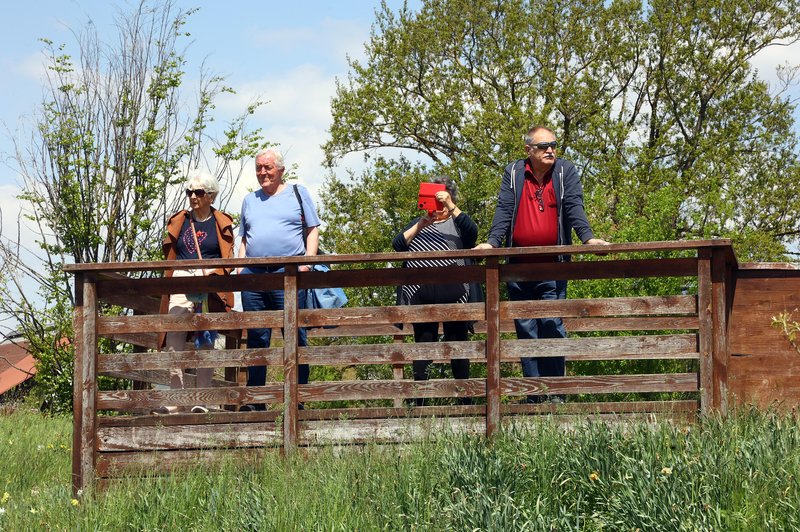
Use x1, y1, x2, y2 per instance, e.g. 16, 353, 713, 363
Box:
475, 126, 609, 403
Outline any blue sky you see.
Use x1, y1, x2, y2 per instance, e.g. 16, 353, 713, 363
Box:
1, 1, 798, 255
0, 0, 422, 220
0, 0, 423, 335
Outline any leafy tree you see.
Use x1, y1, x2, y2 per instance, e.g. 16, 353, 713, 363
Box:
321, 0, 800, 264
0, 1, 263, 413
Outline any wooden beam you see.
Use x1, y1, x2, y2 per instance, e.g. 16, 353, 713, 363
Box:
698, 250, 713, 415
72, 275, 98, 497
283, 266, 299, 453
711, 247, 729, 414
96, 385, 283, 410
485, 257, 501, 438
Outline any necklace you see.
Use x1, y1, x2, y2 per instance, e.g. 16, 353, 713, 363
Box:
527, 179, 546, 212
192, 210, 212, 222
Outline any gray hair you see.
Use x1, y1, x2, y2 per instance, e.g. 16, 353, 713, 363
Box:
430, 175, 457, 203
255, 147, 285, 169
184, 171, 219, 202
524, 125, 556, 145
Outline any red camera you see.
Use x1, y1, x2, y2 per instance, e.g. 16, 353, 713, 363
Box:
417, 183, 445, 215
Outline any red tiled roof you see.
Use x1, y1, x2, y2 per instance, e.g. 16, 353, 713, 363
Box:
0, 341, 36, 395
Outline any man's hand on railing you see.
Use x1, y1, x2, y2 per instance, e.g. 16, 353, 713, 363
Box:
584, 238, 611, 245
473, 243, 494, 250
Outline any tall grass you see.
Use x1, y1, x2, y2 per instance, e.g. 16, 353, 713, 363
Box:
1, 406, 799, 530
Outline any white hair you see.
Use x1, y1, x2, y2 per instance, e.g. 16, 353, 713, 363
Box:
184, 171, 219, 202
255, 147, 285, 169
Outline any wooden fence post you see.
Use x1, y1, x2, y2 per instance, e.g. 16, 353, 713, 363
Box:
392, 335, 405, 408
72, 274, 98, 496
485, 258, 501, 437
283, 266, 299, 452
697, 249, 713, 416
711, 247, 730, 414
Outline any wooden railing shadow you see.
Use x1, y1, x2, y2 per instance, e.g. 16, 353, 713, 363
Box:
66, 239, 736, 494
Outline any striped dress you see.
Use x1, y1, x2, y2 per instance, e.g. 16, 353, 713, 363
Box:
399, 217, 470, 305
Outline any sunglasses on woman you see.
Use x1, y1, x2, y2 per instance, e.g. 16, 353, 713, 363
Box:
186, 189, 207, 198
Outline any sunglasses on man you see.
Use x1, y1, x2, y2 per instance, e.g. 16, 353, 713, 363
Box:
185, 189, 207, 198
526, 141, 558, 150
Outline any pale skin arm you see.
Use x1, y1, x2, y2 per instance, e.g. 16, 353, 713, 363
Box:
236, 236, 247, 274
402, 215, 434, 245
301, 226, 320, 272
403, 190, 461, 244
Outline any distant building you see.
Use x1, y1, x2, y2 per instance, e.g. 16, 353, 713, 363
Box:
0, 335, 36, 403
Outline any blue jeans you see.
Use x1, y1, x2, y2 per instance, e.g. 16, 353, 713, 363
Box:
241, 267, 309, 388
507, 279, 567, 381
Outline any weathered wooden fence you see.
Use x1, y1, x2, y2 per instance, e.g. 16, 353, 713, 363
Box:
67, 240, 741, 494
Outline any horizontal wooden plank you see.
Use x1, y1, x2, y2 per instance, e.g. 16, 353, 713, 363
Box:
99, 369, 236, 389
97, 310, 282, 335
96, 448, 272, 477
101, 293, 162, 314
302, 316, 700, 340
298, 335, 697, 365
500, 373, 699, 396
738, 262, 800, 271
301, 265, 485, 289
501, 411, 697, 429
298, 302, 484, 328
99, 348, 282, 372
304, 315, 701, 340
299, 341, 485, 365
97, 423, 282, 452
501, 258, 698, 282
103, 332, 162, 350
560, 316, 699, 332
500, 334, 698, 360
64, 239, 730, 273
299, 417, 486, 445
96, 273, 283, 299
500, 399, 698, 415
96, 385, 283, 410
501, 295, 697, 320
300, 378, 486, 402
291, 400, 699, 420
98, 409, 282, 427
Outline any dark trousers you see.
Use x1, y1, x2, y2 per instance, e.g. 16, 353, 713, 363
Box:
241, 267, 309, 409
408, 282, 472, 405
508, 279, 567, 403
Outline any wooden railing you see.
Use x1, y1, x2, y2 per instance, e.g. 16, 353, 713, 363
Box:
66, 240, 736, 493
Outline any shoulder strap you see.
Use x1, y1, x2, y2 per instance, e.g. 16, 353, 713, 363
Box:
188, 213, 203, 260
292, 184, 308, 249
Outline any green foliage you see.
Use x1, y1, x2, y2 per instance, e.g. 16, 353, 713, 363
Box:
322, 0, 800, 260
2, 408, 800, 529
772, 309, 800, 354
0, 1, 263, 414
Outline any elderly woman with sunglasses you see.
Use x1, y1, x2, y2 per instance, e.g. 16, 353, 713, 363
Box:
154, 173, 235, 415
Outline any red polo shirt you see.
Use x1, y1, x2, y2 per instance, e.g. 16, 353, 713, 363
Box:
512, 159, 558, 249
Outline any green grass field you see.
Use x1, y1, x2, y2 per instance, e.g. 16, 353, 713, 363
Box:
1, 406, 799, 530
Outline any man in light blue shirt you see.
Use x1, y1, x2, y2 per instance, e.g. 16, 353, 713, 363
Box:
238, 148, 320, 410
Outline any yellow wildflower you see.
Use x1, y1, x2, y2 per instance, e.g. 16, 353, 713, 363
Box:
661, 467, 673, 475
1, 492, 9, 504
589, 471, 600, 482
71, 499, 80, 507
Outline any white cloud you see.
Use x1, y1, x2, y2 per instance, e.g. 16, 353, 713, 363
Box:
750, 40, 800, 93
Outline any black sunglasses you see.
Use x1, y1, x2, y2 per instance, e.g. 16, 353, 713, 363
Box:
186, 189, 207, 198
528, 141, 558, 150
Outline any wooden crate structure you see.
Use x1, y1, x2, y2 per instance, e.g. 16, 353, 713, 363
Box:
67, 240, 746, 493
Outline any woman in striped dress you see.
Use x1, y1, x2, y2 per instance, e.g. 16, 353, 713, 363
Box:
393, 176, 478, 405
